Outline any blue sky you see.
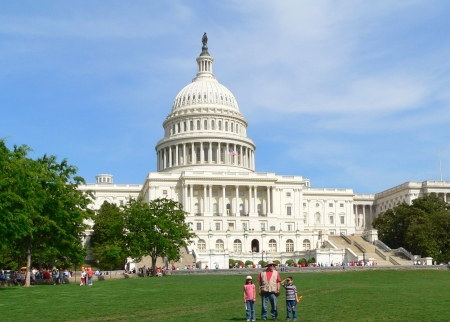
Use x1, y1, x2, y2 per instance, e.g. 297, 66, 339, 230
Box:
1, 1, 450, 194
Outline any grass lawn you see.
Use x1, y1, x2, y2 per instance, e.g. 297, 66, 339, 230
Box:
2, 269, 450, 321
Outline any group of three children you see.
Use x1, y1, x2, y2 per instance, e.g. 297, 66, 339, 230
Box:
244, 275, 300, 321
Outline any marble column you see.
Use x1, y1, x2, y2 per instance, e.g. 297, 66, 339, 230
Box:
222, 185, 226, 216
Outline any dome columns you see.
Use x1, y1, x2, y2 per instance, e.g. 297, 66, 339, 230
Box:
157, 140, 255, 171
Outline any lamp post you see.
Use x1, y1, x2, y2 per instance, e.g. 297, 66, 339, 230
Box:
363, 250, 366, 266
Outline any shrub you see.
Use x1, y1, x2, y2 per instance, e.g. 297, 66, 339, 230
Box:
285, 259, 294, 265
298, 258, 307, 265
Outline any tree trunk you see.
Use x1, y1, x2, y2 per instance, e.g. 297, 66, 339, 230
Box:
151, 251, 157, 277
24, 240, 31, 287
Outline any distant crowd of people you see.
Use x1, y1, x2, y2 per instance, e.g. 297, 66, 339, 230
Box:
0, 267, 72, 286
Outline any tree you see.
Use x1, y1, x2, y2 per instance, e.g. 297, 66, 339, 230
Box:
91, 201, 128, 270
123, 197, 196, 276
0, 139, 93, 286
373, 195, 450, 260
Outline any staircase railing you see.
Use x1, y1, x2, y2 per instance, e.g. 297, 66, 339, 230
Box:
389, 256, 400, 265
375, 248, 386, 260
340, 233, 352, 245
353, 241, 366, 253
374, 240, 392, 252
325, 239, 338, 249
394, 247, 413, 260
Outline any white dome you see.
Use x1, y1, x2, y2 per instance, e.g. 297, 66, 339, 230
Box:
172, 78, 239, 112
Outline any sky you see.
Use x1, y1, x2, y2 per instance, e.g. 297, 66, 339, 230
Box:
1, 1, 450, 194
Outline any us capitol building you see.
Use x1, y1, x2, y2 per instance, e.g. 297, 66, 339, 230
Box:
80, 36, 450, 268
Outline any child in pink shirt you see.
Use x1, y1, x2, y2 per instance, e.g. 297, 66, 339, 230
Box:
243, 275, 256, 321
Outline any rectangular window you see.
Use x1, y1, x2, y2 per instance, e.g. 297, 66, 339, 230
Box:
329, 203, 333, 207
329, 215, 334, 224
287, 206, 292, 216
239, 191, 244, 197
287, 224, 292, 231
242, 223, 248, 230
330, 230, 335, 235
184, 122, 187, 131
163, 190, 167, 194
215, 222, 220, 231
340, 216, 345, 224
261, 223, 265, 231
340, 203, 344, 207
119, 200, 123, 206
286, 192, 291, 197
194, 191, 199, 196
303, 203, 306, 207
212, 191, 218, 196
196, 223, 202, 231
228, 223, 234, 230
190, 121, 193, 131
257, 192, 262, 197
226, 191, 231, 196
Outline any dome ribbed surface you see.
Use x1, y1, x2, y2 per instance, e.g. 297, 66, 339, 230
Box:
172, 79, 239, 112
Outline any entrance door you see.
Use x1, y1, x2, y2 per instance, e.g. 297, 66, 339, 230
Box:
251, 239, 260, 253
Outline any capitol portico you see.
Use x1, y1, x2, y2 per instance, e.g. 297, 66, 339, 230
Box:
80, 36, 450, 269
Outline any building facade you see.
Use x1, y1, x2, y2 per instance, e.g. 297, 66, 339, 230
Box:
80, 39, 450, 269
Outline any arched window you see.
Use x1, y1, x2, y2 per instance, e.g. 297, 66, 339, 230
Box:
236, 124, 239, 133
197, 120, 200, 130
239, 203, 244, 216
213, 203, 218, 215
204, 147, 208, 161
204, 120, 208, 130
303, 239, 311, 250
257, 204, 262, 215
194, 203, 199, 215
268, 239, 277, 252
211, 120, 215, 129
218, 120, 222, 130
231, 123, 234, 132
190, 121, 194, 131
226, 203, 231, 215
233, 239, 242, 252
225, 121, 228, 131
198, 239, 206, 251
196, 147, 200, 162
177, 123, 180, 133
286, 239, 294, 252
216, 239, 224, 251
315, 213, 321, 224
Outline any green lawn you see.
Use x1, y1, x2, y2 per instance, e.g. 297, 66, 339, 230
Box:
2, 270, 450, 321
